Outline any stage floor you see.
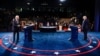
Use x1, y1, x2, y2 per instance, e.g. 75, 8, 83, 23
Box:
0, 32, 100, 56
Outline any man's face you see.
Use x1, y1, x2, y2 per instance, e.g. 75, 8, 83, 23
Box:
15, 15, 19, 20
83, 16, 87, 20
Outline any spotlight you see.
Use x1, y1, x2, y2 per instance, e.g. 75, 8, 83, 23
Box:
59, 3, 62, 6
32, 8, 35, 11
27, 2, 30, 5
60, 0, 66, 2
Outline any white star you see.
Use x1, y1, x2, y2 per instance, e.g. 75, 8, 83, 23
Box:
75, 50, 81, 53
88, 45, 93, 48
91, 37, 95, 39
5, 38, 8, 40
30, 51, 36, 54
5, 43, 9, 45
54, 52, 59, 55
93, 41, 97, 44
13, 47, 18, 50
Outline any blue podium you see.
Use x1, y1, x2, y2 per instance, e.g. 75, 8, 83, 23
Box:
24, 25, 33, 41
70, 26, 78, 41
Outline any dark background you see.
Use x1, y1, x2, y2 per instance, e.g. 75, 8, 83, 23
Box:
0, 0, 95, 31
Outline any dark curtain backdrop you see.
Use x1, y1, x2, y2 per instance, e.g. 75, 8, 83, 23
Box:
94, 0, 100, 32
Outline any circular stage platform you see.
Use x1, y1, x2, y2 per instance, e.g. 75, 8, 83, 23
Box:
0, 32, 100, 56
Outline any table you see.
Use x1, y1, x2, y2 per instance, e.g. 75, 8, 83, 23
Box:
40, 26, 56, 32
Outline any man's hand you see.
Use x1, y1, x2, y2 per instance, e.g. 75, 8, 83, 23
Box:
17, 25, 20, 27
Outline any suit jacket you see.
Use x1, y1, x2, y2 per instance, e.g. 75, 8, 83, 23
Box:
12, 19, 20, 31
82, 19, 89, 31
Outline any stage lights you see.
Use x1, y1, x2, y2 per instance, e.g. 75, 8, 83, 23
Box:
60, 0, 66, 2
27, 2, 30, 5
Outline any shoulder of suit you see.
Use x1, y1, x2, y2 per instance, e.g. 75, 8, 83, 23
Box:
12, 18, 15, 21
12, 18, 14, 20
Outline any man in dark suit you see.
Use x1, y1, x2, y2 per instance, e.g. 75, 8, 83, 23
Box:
82, 15, 89, 40
12, 15, 20, 43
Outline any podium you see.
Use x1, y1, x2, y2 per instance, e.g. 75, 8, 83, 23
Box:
24, 25, 33, 41
70, 26, 78, 41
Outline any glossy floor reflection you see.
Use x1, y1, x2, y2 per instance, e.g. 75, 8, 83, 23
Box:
0, 32, 100, 56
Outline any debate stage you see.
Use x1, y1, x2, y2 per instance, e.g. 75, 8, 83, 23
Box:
0, 31, 100, 56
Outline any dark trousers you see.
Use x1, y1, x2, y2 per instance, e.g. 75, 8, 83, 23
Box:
83, 30, 88, 40
13, 29, 19, 43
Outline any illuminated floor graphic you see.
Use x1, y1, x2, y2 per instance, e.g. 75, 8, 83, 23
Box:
0, 32, 100, 56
